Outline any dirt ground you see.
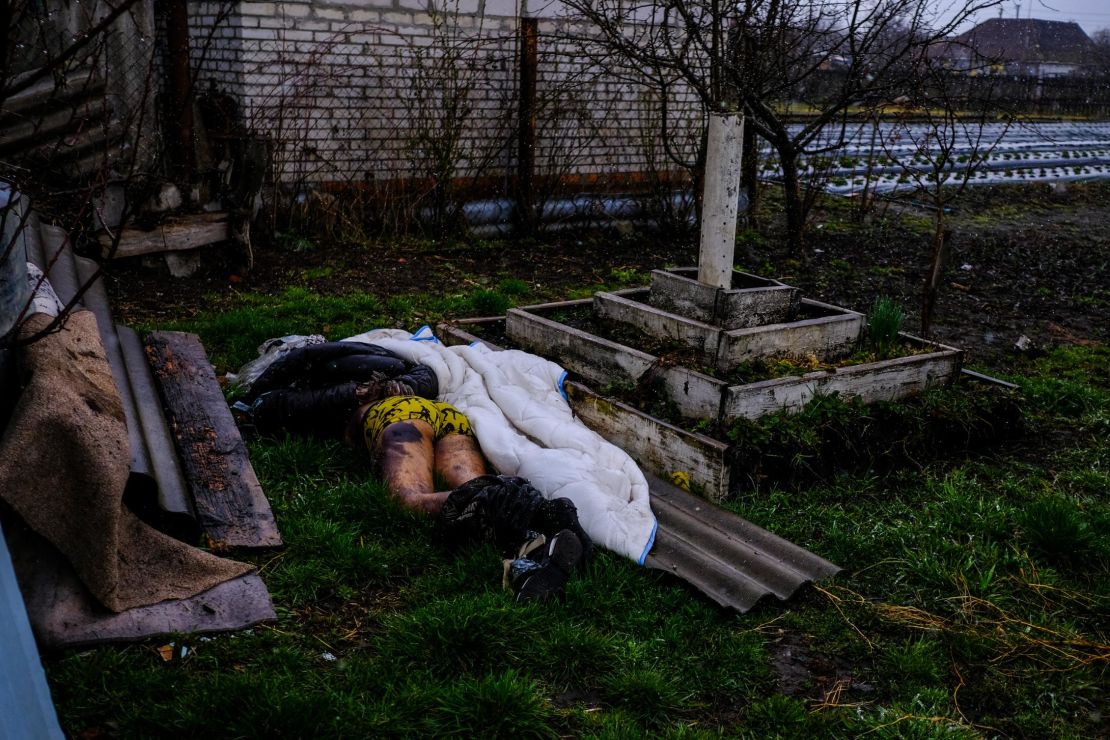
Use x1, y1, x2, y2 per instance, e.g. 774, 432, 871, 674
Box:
104, 182, 1109, 373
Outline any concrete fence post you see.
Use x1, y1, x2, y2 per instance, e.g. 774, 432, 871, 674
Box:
697, 113, 744, 289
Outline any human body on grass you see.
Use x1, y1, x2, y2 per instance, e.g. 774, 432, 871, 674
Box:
236, 337, 594, 602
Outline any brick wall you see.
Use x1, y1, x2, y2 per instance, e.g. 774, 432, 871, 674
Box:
185, 1, 703, 195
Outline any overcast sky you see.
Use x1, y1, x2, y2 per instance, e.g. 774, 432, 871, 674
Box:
954, 0, 1110, 35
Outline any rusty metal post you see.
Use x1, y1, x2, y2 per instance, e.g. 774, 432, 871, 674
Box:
162, 0, 195, 185
516, 17, 538, 234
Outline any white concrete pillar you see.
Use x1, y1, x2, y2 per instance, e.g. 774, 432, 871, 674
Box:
697, 112, 744, 289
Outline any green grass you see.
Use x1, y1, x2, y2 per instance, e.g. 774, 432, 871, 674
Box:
46, 295, 1109, 738
867, 296, 905, 359
140, 281, 554, 373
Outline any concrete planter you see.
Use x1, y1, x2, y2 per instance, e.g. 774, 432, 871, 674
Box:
499, 297, 958, 423
503, 300, 726, 420
721, 333, 963, 420
438, 314, 963, 501
592, 289, 865, 372
648, 267, 800, 329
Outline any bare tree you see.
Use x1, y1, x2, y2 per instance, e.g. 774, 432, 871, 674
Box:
880, 59, 1011, 336
560, 0, 1005, 253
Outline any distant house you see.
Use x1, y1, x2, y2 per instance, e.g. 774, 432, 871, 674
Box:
945, 18, 1098, 77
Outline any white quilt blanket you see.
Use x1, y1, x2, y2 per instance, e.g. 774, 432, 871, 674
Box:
344, 327, 657, 564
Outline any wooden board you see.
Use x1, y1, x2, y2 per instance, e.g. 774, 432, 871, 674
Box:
6, 520, 274, 649
145, 331, 282, 550
99, 212, 229, 259
565, 381, 731, 501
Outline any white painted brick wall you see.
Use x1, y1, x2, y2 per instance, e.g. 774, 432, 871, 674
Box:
187, 0, 701, 186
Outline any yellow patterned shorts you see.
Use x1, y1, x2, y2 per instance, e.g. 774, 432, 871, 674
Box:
361, 395, 474, 450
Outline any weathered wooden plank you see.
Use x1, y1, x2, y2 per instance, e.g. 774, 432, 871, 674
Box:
506, 307, 656, 387
7, 521, 274, 649
594, 290, 720, 361
99, 212, 229, 259
145, 331, 282, 550
716, 299, 865, 371
565, 381, 731, 502
722, 342, 963, 420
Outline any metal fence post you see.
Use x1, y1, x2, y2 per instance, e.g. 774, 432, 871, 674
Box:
516, 16, 538, 234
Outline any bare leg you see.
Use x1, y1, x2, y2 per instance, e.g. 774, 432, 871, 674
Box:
376, 419, 449, 516
434, 433, 487, 488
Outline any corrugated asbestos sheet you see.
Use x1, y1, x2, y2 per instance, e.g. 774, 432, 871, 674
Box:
0, 67, 120, 179
645, 474, 841, 612
23, 214, 199, 538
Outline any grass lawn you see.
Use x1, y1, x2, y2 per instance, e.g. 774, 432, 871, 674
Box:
46, 221, 1108, 737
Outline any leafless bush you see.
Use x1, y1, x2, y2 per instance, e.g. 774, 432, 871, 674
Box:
879, 65, 1012, 336
635, 85, 700, 236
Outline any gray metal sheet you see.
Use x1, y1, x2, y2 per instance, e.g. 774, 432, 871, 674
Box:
27, 225, 196, 530
644, 473, 840, 612
73, 250, 156, 480
117, 324, 196, 531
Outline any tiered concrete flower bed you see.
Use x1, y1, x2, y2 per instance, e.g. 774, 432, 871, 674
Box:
438, 277, 963, 500
503, 297, 726, 420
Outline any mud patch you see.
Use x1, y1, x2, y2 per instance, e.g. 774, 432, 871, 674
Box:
767, 631, 875, 702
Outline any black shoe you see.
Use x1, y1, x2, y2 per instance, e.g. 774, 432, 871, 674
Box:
509, 529, 584, 604
531, 497, 594, 569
